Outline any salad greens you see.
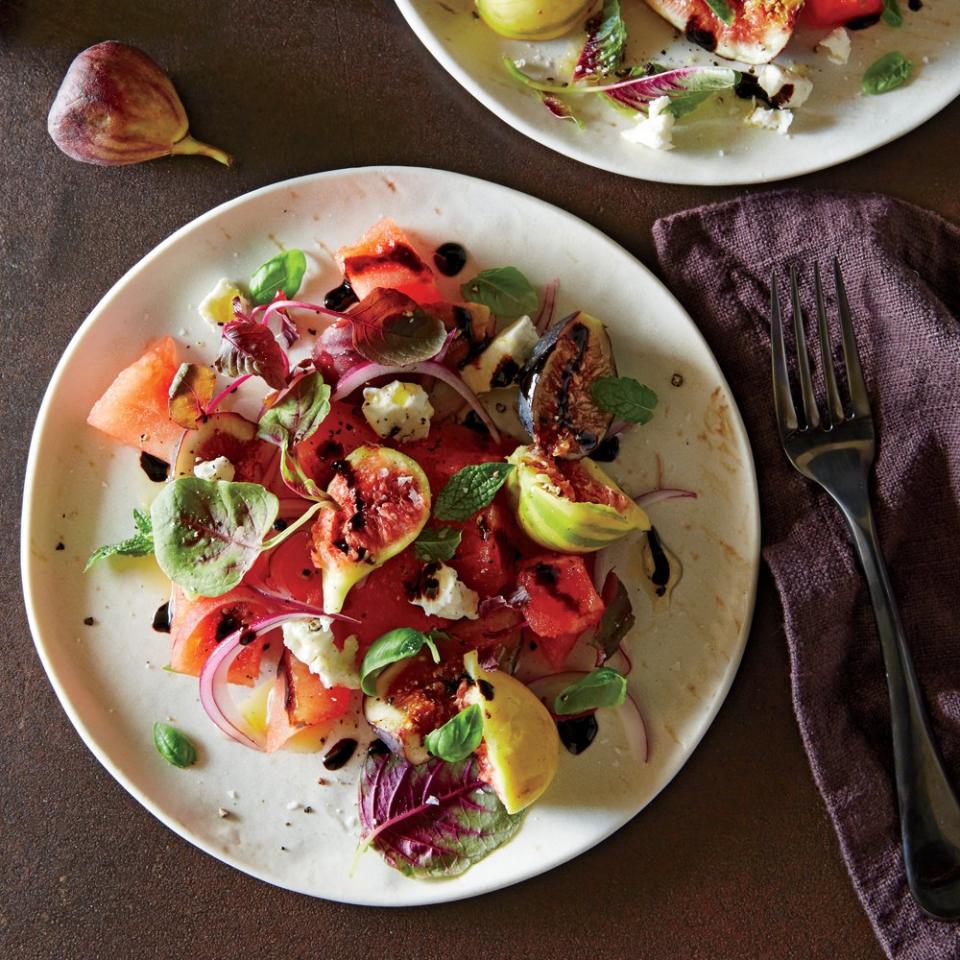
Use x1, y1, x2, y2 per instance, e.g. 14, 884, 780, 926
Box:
425, 704, 484, 763
863, 52, 912, 95
153, 721, 197, 768
249, 249, 307, 306
215, 317, 288, 389
358, 749, 523, 878
85, 508, 154, 570
434, 462, 515, 522
573, 0, 627, 80
554, 668, 628, 715
413, 525, 462, 563
360, 627, 441, 696
461, 266, 538, 320
882, 0, 903, 27
349, 288, 447, 366
591, 376, 658, 424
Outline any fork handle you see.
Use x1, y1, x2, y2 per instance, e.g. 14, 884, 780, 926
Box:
841, 501, 960, 920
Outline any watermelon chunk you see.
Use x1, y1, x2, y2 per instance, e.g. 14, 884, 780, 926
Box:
336, 218, 442, 305
86, 337, 184, 461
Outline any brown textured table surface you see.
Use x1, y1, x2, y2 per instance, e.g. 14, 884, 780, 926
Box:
2, 3, 959, 958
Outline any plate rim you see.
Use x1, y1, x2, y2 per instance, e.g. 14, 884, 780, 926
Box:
394, 0, 960, 186
21, 164, 761, 905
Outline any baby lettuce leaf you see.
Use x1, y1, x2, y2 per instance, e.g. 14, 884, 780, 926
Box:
85, 508, 154, 570
360, 627, 441, 696
350, 288, 447, 366
249, 249, 307, 306
425, 704, 484, 763
358, 749, 523, 878
168, 362, 217, 430
257, 371, 331, 448
574, 0, 627, 80
215, 318, 288, 390
150, 478, 279, 598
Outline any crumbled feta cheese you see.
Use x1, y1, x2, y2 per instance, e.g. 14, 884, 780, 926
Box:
461, 315, 539, 394
362, 381, 434, 443
817, 28, 851, 65
757, 65, 813, 108
746, 105, 794, 135
193, 456, 235, 482
411, 563, 479, 620
199, 278, 248, 328
282, 618, 361, 689
621, 96, 675, 151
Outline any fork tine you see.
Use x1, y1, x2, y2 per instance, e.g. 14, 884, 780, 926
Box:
770, 273, 798, 434
833, 258, 871, 418
790, 265, 820, 429
814, 263, 845, 425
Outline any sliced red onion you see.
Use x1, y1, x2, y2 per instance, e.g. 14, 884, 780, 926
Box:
258, 299, 348, 332
248, 583, 360, 622
605, 644, 633, 676
431, 326, 459, 363
204, 373, 253, 416
331, 360, 500, 442
634, 488, 698, 509
622, 693, 649, 764
534, 278, 559, 334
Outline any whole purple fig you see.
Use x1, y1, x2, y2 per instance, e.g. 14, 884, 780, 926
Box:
47, 41, 232, 167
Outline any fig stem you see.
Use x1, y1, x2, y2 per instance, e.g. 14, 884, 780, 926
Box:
170, 133, 234, 167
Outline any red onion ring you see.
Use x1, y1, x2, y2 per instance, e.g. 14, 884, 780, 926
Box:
331, 360, 500, 442
633, 488, 697, 509
534, 278, 559, 334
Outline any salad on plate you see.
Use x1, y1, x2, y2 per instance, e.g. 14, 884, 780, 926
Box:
84, 218, 692, 878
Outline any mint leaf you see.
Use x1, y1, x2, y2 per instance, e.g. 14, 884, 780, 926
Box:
554, 667, 627, 715
704, 0, 735, 25
360, 627, 441, 696
257, 371, 331, 448
85, 508, 154, 570
863, 52, 912, 95
461, 267, 538, 320
591, 376, 657, 424
150, 478, 279, 598
425, 704, 484, 763
414, 526, 463, 562
882, 0, 903, 26
434, 462, 514, 521
574, 0, 627, 80
153, 721, 197, 768
249, 249, 307, 305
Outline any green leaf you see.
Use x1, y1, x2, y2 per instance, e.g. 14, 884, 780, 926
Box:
257, 371, 331, 449
350, 288, 448, 367
85, 508, 154, 571
461, 267, 538, 320
591, 376, 658, 424
882, 0, 903, 26
152, 721, 197, 768
360, 627, 441, 696
425, 704, 484, 763
704, 0, 735, 25
414, 526, 463, 562
863, 52, 912, 95
554, 667, 628, 715
590, 575, 636, 661
150, 478, 279, 598
574, 0, 627, 79
433, 462, 514, 522
667, 90, 713, 118
249, 249, 307, 305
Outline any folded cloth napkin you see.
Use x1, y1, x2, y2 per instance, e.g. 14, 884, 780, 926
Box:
653, 190, 960, 960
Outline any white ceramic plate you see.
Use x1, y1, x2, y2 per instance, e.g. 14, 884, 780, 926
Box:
22, 166, 759, 905
396, 0, 960, 185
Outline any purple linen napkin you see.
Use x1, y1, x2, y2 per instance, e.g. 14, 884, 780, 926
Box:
653, 190, 960, 960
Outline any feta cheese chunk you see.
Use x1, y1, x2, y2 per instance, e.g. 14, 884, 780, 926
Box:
362, 381, 434, 443
817, 28, 851, 65
282, 618, 361, 689
410, 563, 479, 620
193, 456, 235, 482
621, 96, 675, 151
461, 315, 539, 395
199, 278, 248, 329
746, 105, 794, 136
757, 65, 813, 109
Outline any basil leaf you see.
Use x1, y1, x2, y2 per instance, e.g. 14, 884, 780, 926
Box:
360, 627, 441, 696
863, 52, 912, 95
461, 267, 538, 320
168, 362, 216, 430
257, 371, 331, 449
350, 288, 447, 366
882, 0, 903, 26
85, 508, 154, 570
425, 704, 484, 763
434, 462, 514, 522
590, 575, 635, 661
554, 667, 628, 715
152, 721, 197, 768
414, 526, 463, 562
150, 478, 279, 598
215, 318, 288, 390
591, 376, 658, 424
249, 249, 307, 306
573, 0, 627, 80
704, 0, 735, 25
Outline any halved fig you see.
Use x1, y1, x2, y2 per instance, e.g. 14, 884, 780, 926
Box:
518, 312, 616, 459
310, 445, 431, 614
172, 412, 275, 483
